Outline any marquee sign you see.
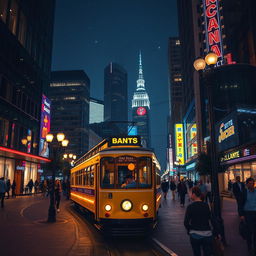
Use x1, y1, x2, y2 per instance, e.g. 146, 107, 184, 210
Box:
203, 0, 224, 61
108, 136, 141, 147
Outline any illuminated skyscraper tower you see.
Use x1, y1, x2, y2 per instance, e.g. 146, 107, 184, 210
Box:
132, 52, 151, 147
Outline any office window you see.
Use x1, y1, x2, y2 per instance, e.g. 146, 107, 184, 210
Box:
9, 0, 18, 35
0, 0, 8, 23
0, 118, 9, 146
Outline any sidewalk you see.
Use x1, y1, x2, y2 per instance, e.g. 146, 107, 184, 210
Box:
153, 193, 248, 256
0, 196, 108, 256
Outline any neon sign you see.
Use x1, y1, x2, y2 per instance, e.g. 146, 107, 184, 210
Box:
175, 124, 185, 165
218, 119, 235, 143
203, 0, 224, 61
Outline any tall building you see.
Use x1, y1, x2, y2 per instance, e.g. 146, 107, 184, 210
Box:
49, 70, 90, 157
167, 37, 183, 175
104, 63, 128, 123
0, 0, 55, 194
132, 52, 151, 148
89, 97, 104, 124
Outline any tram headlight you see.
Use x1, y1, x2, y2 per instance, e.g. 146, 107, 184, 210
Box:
142, 204, 149, 211
121, 200, 133, 212
105, 204, 112, 212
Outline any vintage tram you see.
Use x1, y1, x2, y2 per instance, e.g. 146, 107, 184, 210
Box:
70, 136, 161, 235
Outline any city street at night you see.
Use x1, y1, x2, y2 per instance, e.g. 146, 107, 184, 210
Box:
1, 0, 256, 255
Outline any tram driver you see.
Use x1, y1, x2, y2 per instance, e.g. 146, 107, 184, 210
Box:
121, 174, 136, 188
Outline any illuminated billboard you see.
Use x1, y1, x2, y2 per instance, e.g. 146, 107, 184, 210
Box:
202, 0, 224, 63
175, 124, 185, 165
39, 95, 51, 157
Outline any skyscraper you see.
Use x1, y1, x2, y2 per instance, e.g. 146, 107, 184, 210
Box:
89, 97, 104, 124
132, 52, 151, 148
104, 63, 128, 123
0, 0, 55, 194
49, 70, 90, 157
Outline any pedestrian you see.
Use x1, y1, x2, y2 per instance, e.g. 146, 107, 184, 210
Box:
170, 179, 177, 200
34, 180, 39, 194
161, 179, 169, 199
205, 180, 212, 203
238, 177, 256, 255
177, 179, 187, 207
62, 180, 67, 196
27, 179, 34, 194
188, 179, 194, 202
233, 176, 245, 212
11, 180, 16, 198
184, 186, 220, 256
228, 180, 233, 191
5, 179, 11, 199
198, 180, 207, 202
55, 179, 62, 212
0, 177, 6, 208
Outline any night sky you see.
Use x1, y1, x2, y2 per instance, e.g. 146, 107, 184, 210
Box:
51, 0, 178, 168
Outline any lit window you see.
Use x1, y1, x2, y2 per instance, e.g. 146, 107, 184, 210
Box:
63, 97, 76, 100
175, 40, 180, 45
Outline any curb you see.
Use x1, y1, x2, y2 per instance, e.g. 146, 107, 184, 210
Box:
152, 238, 178, 256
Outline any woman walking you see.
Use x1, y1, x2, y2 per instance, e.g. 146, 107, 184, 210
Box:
184, 187, 220, 256
55, 180, 62, 212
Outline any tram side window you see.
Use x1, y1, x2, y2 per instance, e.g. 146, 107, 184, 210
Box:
90, 166, 95, 186
138, 157, 152, 188
101, 157, 115, 188
83, 167, 90, 186
79, 170, 83, 185
154, 163, 161, 186
71, 173, 75, 185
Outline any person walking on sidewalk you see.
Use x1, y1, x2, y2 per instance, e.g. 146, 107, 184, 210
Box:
161, 179, 169, 199
0, 177, 6, 208
238, 177, 256, 255
170, 179, 177, 200
205, 180, 212, 203
184, 186, 219, 256
27, 179, 34, 194
233, 176, 245, 211
177, 179, 187, 207
11, 180, 16, 198
6, 179, 11, 199
55, 179, 62, 212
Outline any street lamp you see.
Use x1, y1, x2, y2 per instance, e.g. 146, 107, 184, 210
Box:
46, 132, 69, 222
193, 52, 226, 243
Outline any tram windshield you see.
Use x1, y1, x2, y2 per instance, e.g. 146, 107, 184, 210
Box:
100, 156, 152, 189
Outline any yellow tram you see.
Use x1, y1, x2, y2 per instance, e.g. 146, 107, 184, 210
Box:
70, 136, 161, 234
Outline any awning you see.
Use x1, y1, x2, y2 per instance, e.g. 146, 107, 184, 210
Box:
0, 146, 51, 164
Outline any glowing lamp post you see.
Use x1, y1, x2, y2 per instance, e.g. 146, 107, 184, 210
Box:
193, 52, 226, 244
46, 132, 69, 223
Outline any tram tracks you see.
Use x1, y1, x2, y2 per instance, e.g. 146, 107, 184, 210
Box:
69, 202, 176, 256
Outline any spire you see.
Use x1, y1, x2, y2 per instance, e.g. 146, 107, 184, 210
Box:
137, 51, 145, 91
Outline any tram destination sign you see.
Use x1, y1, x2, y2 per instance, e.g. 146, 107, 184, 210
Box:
108, 136, 141, 147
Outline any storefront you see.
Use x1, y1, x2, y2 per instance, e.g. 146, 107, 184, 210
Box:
0, 146, 50, 195
220, 145, 256, 191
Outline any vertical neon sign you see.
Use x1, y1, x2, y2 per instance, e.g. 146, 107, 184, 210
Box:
203, 0, 224, 62
39, 95, 51, 158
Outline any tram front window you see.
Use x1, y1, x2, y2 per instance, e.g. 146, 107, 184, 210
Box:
101, 157, 115, 188
138, 157, 152, 188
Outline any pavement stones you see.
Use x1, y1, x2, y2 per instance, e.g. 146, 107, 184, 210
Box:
153, 192, 248, 256
0, 196, 108, 256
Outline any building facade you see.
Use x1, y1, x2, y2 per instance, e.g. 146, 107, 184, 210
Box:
0, 0, 55, 194
50, 70, 90, 158
104, 63, 128, 123
89, 97, 104, 124
132, 53, 151, 148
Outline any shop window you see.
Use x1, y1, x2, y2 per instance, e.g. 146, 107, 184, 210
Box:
8, 0, 18, 35
0, 0, 8, 23
18, 11, 27, 46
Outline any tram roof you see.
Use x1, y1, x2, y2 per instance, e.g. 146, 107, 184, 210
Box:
74, 136, 155, 167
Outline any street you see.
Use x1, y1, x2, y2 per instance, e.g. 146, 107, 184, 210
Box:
0, 192, 248, 256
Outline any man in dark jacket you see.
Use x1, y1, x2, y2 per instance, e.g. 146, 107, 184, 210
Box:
161, 180, 169, 199
177, 180, 187, 207
233, 176, 245, 213
238, 177, 256, 255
